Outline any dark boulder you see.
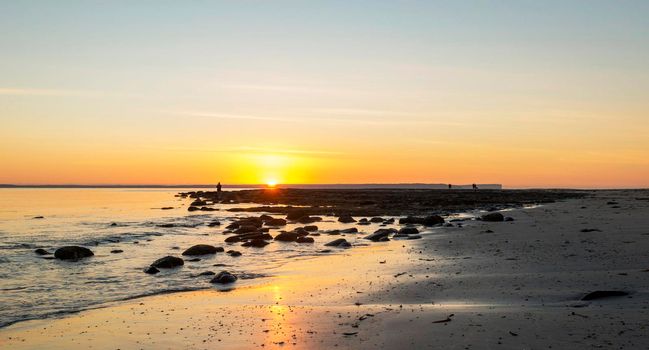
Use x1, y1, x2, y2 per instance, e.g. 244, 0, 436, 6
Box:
364, 228, 397, 242
151, 255, 184, 268
296, 236, 314, 243
227, 250, 242, 257
188, 206, 199, 212
110, 249, 124, 254
210, 271, 238, 284
207, 220, 221, 227
481, 213, 504, 222
370, 217, 384, 223
338, 215, 356, 223
581, 291, 629, 301
54, 246, 94, 260
274, 232, 299, 242
225, 236, 242, 243
325, 238, 351, 248
304, 225, 318, 232
197, 271, 215, 276
504, 217, 515, 222
398, 227, 419, 235
34, 248, 51, 255
182, 244, 223, 256
144, 266, 159, 274
242, 239, 269, 248
357, 218, 371, 225
265, 218, 287, 226
297, 216, 321, 224
235, 225, 259, 234
340, 228, 358, 234
399, 215, 444, 226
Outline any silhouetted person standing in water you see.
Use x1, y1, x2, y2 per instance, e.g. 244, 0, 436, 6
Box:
216, 182, 222, 194
472, 183, 478, 191
448, 184, 452, 190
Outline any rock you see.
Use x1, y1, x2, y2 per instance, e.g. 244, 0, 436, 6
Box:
160, 207, 174, 210
296, 236, 315, 243
304, 225, 318, 232
242, 239, 269, 248
110, 249, 124, 254
191, 199, 207, 206
338, 215, 356, 223
210, 271, 238, 284
187, 258, 201, 262
394, 234, 422, 240
157, 223, 175, 228
296, 216, 321, 224
504, 217, 515, 222
207, 221, 221, 227
197, 271, 215, 276
399, 215, 444, 226
265, 218, 287, 226
225, 236, 242, 243
199, 207, 218, 211
188, 206, 199, 212
357, 218, 371, 225
274, 232, 299, 242
398, 227, 419, 235
54, 246, 94, 260
364, 228, 397, 242
235, 225, 258, 234
33, 216, 44, 219
370, 217, 384, 223
325, 238, 350, 247
384, 218, 395, 224
151, 256, 184, 268
581, 291, 629, 301
340, 228, 358, 234
144, 266, 159, 274
182, 244, 223, 256
227, 250, 242, 257
34, 248, 51, 255
481, 213, 504, 222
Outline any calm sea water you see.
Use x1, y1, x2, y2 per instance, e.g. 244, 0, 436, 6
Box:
0, 188, 452, 328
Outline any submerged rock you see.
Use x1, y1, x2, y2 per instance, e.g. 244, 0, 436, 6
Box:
144, 266, 159, 274
296, 236, 315, 243
242, 238, 269, 248
151, 255, 184, 268
210, 271, 238, 284
34, 248, 51, 255
182, 244, 223, 256
338, 215, 356, 223
304, 225, 318, 232
581, 291, 629, 301
54, 246, 94, 261
274, 232, 299, 242
227, 250, 242, 257
340, 228, 358, 234
265, 218, 287, 226
110, 249, 124, 254
481, 213, 504, 222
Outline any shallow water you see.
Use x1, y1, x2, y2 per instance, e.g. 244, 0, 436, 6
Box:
0, 188, 466, 328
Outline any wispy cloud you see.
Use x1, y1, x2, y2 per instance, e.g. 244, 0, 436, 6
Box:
165, 110, 467, 127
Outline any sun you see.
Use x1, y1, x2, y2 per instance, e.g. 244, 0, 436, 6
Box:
266, 179, 278, 188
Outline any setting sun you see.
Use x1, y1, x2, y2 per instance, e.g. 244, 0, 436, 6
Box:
266, 179, 278, 188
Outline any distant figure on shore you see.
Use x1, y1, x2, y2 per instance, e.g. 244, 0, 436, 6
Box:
216, 182, 222, 193
472, 183, 478, 191
448, 184, 452, 189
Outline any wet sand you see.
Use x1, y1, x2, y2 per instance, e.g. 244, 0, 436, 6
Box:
2, 190, 649, 349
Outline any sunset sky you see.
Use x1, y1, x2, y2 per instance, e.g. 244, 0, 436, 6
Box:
1, 1, 648, 188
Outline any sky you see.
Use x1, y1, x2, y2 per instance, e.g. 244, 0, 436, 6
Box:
1, 1, 648, 188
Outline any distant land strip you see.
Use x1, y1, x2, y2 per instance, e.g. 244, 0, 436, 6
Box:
0, 183, 502, 190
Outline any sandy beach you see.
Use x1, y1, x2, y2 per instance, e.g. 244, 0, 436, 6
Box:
2, 189, 648, 349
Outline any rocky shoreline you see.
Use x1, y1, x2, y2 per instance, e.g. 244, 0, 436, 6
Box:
179, 188, 586, 217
